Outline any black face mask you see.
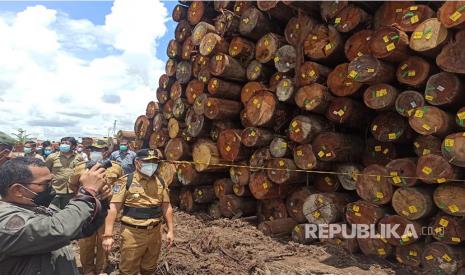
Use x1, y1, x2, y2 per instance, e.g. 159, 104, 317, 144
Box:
22, 184, 56, 207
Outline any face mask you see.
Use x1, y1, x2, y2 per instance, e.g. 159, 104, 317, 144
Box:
24, 147, 32, 154
139, 162, 158, 177
44, 149, 53, 156
59, 144, 71, 153
77, 147, 83, 153
36, 147, 43, 152
120, 145, 128, 151
90, 151, 104, 162
21, 184, 56, 207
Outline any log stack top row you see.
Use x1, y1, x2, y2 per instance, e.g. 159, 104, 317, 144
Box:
136, 1, 465, 274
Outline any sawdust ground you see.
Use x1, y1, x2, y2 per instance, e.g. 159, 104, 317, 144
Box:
75, 209, 413, 274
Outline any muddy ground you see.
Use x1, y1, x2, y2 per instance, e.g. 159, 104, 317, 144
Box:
75, 208, 413, 274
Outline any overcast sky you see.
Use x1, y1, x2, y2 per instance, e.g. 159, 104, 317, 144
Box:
0, 0, 176, 140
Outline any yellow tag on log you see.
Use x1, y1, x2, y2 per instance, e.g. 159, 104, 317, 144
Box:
326, 152, 332, 157
402, 210, 410, 216
414, 142, 420, 148
443, 254, 452, 262
409, 250, 418, 257
355, 212, 361, 217
390, 171, 398, 176
386, 43, 396, 52
423, 149, 430, 155
413, 31, 423, 40
393, 176, 401, 184
263, 39, 269, 46
434, 227, 443, 234
408, 70, 416, 77
425, 95, 433, 101
262, 182, 269, 189
250, 131, 256, 137
376, 175, 381, 182
279, 160, 285, 167
372, 125, 378, 131
445, 139, 454, 147
334, 17, 341, 24
409, 205, 418, 213
422, 166, 432, 175
352, 205, 360, 212
253, 99, 259, 105
294, 128, 300, 133
207, 101, 212, 107
396, 8, 403, 13
291, 121, 298, 128
410, 15, 419, 24
216, 55, 223, 61
425, 255, 433, 260
439, 218, 449, 227
309, 70, 316, 77
383, 148, 389, 155
348, 70, 358, 79
357, 52, 363, 57
422, 124, 431, 130
410, 6, 418, 10
401, 235, 409, 242
325, 43, 332, 51
383, 36, 389, 43
313, 211, 321, 218
374, 145, 382, 152
367, 68, 375, 73
452, 237, 461, 242
414, 109, 424, 118
318, 151, 325, 158
449, 204, 459, 213
377, 248, 386, 256
376, 192, 384, 199
376, 89, 387, 97
450, 11, 462, 22
388, 133, 397, 140
225, 145, 231, 152
437, 178, 446, 183
457, 112, 465, 120
296, 150, 303, 156
318, 197, 324, 204
294, 225, 300, 233
425, 32, 433, 40
337, 109, 345, 117
401, 64, 408, 70
312, 35, 318, 40
274, 56, 280, 63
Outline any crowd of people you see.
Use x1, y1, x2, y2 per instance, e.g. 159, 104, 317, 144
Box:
0, 136, 174, 275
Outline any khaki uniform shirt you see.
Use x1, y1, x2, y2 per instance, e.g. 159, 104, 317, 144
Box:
69, 160, 123, 193
45, 152, 83, 194
111, 171, 170, 227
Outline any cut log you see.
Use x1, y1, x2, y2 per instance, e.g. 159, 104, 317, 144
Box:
286, 186, 313, 223
275, 78, 295, 103
347, 54, 395, 84
320, 1, 349, 23
217, 129, 249, 161
207, 77, 241, 100
167, 39, 181, 59
185, 107, 210, 138
269, 72, 290, 92
246, 60, 273, 82
204, 97, 242, 120
303, 192, 351, 224
396, 56, 432, 88
116, 130, 136, 141
240, 81, 267, 105
269, 137, 293, 158
249, 171, 288, 200
233, 183, 251, 197
424, 72, 465, 108
266, 158, 304, 185
229, 163, 250, 186
239, 7, 272, 41
180, 188, 208, 212
228, 36, 255, 65
193, 186, 216, 204
371, 112, 414, 143
413, 135, 442, 157
292, 144, 321, 170
172, 98, 188, 120
395, 90, 425, 118
320, 224, 360, 253
145, 101, 159, 119
186, 79, 205, 105
312, 132, 363, 162
208, 201, 222, 219
326, 63, 364, 97
148, 129, 168, 149
288, 115, 333, 144
421, 242, 465, 275
255, 33, 286, 65
192, 139, 228, 172
356, 164, 393, 205
392, 187, 435, 220
177, 163, 223, 186
294, 83, 333, 114
395, 242, 424, 268
176, 61, 192, 84
257, 198, 288, 222
187, 1, 215, 25
417, 154, 461, 184
326, 97, 371, 129
434, 183, 465, 216
219, 194, 257, 218
134, 115, 153, 141
172, 4, 188, 22
297, 61, 331, 87
373, 2, 415, 29
363, 83, 398, 111
431, 213, 465, 245
442, 132, 465, 167
241, 127, 274, 148
346, 200, 386, 225
192, 93, 208, 115
344, 30, 374, 61
158, 162, 179, 188
249, 147, 272, 172
313, 174, 341, 193
156, 88, 169, 104
169, 80, 183, 101
199, 32, 230, 57
377, 215, 423, 246
159, 74, 174, 91
437, 1, 465, 29
213, 178, 234, 199
408, 106, 456, 137
303, 24, 344, 64
215, 10, 240, 38
357, 235, 393, 258
258, 218, 297, 237
331, 5, 369, 33
256, 1, 295, 23
292, 224, 316, 245
245, 90, 291, 129
362, 138, 398, 166
409, 18, 450, 57
396, 4, 435, 32
198, 67, 212, 84
164, 137, 190, 161
369, 26, 410, 63
285, 15, 315, 46
175, 20, 191, 43
336, 163, 363, 191
233, 1, 254, 16
209, 53, 246, 82
386, 158, 418, 187
192, 55, 209, 79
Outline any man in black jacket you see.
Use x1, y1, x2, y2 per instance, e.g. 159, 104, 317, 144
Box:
0, 157, 109, 274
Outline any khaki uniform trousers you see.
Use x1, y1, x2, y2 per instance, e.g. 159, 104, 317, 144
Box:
79, 225, 106, 274
119, 224, 162, 275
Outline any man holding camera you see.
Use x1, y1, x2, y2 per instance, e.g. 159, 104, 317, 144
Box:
69, 139, 123, 275
103, 149, 174, 275
0, 157, 110, 274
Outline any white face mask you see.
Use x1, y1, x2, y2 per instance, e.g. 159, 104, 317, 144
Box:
140, 162, 158, 177
90, 151, 104, 162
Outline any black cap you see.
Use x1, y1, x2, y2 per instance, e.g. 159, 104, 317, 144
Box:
136, 149, 162, 161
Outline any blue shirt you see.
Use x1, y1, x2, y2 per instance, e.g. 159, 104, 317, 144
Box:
110, 150, 136, 174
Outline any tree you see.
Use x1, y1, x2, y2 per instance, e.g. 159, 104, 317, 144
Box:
11, 128, 32, 144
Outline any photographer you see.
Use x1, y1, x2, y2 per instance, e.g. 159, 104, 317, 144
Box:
69, 139, 123, 274
0, 157, 110, 274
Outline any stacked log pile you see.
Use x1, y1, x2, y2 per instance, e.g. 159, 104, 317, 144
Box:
134, 1, 465, 273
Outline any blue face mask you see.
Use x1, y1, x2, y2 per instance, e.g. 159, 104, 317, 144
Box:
24, 147, 32, 154
44, 149, 53, 156
59, 144, 71, 153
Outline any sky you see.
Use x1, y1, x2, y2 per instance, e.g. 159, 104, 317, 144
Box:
0, 0, 178, 141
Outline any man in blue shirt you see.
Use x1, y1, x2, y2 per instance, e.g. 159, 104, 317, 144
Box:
110, 139, 136, 174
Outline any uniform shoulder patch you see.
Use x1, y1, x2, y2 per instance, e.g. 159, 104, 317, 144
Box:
4, 214, 26, 232
113, 184, 122, 194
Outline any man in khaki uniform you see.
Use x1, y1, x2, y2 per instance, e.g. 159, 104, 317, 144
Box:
45, 137, 83, 209
70, 139, 123, 274
103, 149, 174, 275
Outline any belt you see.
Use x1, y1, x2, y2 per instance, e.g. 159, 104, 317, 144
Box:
121, 221, 160, 230
122, 205, 163, 219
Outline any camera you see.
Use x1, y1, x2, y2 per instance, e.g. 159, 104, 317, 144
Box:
85, 159, 113, 170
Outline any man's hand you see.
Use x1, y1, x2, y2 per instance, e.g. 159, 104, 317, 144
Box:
79, 164, 106, 192
102, 236, 114, 253
166, 230, 174, 248
98, 184, 112, 201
